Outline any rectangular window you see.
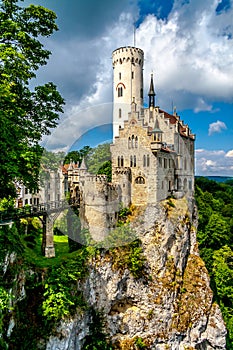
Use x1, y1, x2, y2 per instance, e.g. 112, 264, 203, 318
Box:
119, 72, 121, 80
164, 158, 167, 168
132, 71, 134, 79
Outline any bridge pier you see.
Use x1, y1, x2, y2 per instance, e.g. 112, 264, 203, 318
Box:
42, 214, 55, 258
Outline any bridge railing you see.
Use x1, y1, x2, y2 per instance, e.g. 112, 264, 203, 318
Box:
0, 199, 79, 223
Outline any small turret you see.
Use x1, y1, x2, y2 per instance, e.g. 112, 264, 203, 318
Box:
148, 73, 156, 108
80, 158, 87, 171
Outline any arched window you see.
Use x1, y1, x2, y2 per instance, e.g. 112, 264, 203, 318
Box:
147, 154, 150, 167
183, 178, 187, 192
189, 180, 192, 190
118, 156, 120, 167
131, 135, 134, 148
119, 108, 122, 118
178, 178, 182, 191
130, 155, 133, 167
135, 176, 145, 184
134, 155, 136, 167
118, 87, 123, 97
135, 136, 138, 148
143, 155, 146, 167
121, 156, 124, 167
25, 199, 28, 205
128, 137, 131, 149
184, 157, 187, 171
140, 88, 143, 99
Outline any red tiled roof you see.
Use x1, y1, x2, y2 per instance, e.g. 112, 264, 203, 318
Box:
159, 109, 177, 124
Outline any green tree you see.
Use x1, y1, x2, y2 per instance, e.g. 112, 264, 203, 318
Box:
213, 246, 233, 347
86, 143, 111, 174
63, 146, 92, 165
0, 0, 64, 198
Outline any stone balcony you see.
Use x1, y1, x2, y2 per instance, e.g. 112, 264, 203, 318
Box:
151, 142, 162, 151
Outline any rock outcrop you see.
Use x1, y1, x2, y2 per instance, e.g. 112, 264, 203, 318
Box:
46, 197, 227, 349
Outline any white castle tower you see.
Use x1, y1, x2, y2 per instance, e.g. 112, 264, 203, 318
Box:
112, 46, 144, 139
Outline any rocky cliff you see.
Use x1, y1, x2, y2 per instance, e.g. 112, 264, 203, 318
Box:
46, 197, 226, 349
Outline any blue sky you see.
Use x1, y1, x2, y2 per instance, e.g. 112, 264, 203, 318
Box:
24, 0, 233, 176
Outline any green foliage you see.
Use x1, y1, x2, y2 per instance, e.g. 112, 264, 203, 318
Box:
195, 177, 233, 348
117, 205, 132, 226
63, 146, 92, 165
134, 337, 147, 349
109, 238, 146, 279
0, 0, 64, 198
82, 308, 113, 350
42, 251, 88, 322
97, 160, 112, 182
86, 143, 111, 175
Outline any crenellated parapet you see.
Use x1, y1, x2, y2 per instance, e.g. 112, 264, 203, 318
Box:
112, 46, 144, 67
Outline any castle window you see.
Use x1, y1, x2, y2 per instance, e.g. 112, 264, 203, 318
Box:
25, 188, 28, 194
130, 155, 133, 167
119, 72, 121, 80
178, 178, 182, 191
147, 155, 150, 167
159, 157, 162, 167
169, 181, 172, 191
118, 87, 123, 97
184, 157, 187, 171
131, 135, 134, 148
135, 136, 138, 148
143, 155, 146, 167
118, 156, 120, 167
140, 88, 143, 99
132, 71, 134, 79
121, 156, 124, 167
189, 180, 192, 190
30, 198, 32, 204
131, 57, 134, 63
133, 155, 136, 167
128, 137, 131, 149
164, 158, 167, 168
135, 176, 145, 184
119, 108, 122, 118
25, 199, 28, 205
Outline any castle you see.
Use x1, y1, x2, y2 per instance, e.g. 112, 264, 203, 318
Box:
64, 46, 195, 241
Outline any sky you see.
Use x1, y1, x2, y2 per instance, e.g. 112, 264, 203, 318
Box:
23, 0, 233, 176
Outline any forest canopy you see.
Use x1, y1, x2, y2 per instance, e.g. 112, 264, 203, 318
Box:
195, 177, 233, 349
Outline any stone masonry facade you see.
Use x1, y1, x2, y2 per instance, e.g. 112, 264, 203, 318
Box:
64, 46, 195, 241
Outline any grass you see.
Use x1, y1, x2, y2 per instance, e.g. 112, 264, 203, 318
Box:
24, 234, 81, 268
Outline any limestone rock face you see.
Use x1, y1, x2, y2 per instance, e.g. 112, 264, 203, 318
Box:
46, 197, 226, 349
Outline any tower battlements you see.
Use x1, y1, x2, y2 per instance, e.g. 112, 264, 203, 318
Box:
112, 46, 144, 67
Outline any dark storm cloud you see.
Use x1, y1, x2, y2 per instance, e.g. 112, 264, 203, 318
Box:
24, 0, 138, 39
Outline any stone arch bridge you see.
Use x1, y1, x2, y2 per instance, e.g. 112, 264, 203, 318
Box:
0, 199, 80, 258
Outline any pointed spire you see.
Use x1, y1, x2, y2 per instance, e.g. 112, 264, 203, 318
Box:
79, 158, 87, 171
148, 73, 156, 108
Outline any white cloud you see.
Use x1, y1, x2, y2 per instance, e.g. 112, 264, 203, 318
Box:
226, 150, 233, 158
208, 120, 227, 135
195, 148, 233, 175
42, 0, 233, 151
